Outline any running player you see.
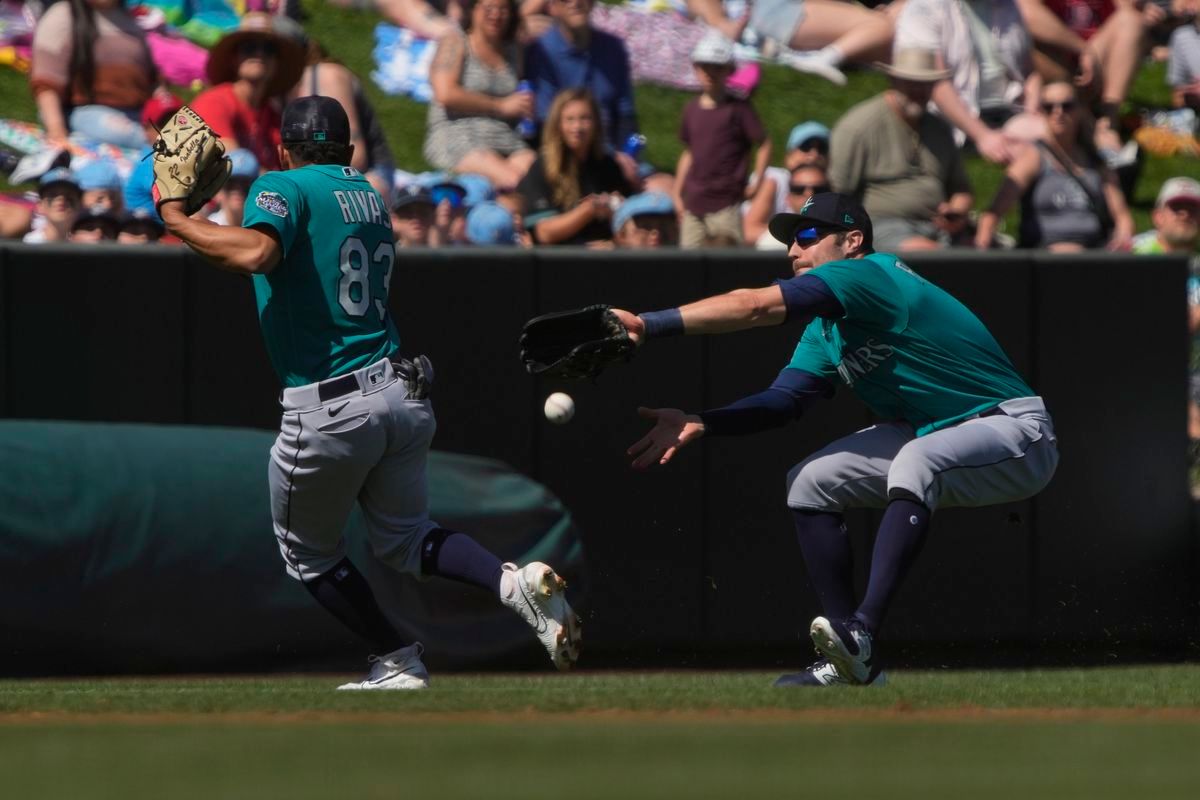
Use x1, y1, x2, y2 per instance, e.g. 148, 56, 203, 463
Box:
160, 96, 580, 689
614, 193, 1058, 686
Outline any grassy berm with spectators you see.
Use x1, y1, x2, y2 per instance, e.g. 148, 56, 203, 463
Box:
0, 1, 1192, 232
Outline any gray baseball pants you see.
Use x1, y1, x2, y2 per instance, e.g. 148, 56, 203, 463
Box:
787, 396, 1059, 512
269, 358, 439, 582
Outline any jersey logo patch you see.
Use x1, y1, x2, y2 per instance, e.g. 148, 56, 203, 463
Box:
255, 191, 289, 218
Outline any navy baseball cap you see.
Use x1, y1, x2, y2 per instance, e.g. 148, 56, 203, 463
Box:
768, 192, 873, 249
281, 96, 351, 146
391, 184, 436, 211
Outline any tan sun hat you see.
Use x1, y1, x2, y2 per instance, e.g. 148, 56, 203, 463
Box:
205, 12, 306, 97
875, 48, 952, 82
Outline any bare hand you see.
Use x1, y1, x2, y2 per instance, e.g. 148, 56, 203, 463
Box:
1142, 2, 1167, 25
976, 129, 1015, 165
1106, 231, 1133, 252
933, 202, 968, 234
613, 150, 642, 191
611, 308, 644, 345
497, 92, 535, 120
586, 193, 615, 221
1075, 49, 1096, 89
627, 407, 705, 469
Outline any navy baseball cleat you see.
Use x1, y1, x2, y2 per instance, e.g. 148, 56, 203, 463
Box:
810, 616, 877, 685
337, 642, 430, 691
774, 659, 888, 687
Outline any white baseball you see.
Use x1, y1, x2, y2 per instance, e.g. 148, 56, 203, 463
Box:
544, 392, 575, 425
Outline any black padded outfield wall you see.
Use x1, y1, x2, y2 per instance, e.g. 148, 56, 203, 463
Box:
0, 243, 1194, 670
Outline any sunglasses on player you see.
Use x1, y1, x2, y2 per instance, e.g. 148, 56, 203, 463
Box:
793, 226, 839, 246
795, 139, 829, 155
790, 183, 830, 195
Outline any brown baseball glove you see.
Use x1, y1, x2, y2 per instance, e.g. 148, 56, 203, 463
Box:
151, 105, 231, 215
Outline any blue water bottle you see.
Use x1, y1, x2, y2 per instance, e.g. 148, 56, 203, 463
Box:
623, 133, 647, 159
515, 80, 537, 140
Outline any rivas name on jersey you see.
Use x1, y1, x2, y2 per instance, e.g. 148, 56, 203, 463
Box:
333, 189, 390, 228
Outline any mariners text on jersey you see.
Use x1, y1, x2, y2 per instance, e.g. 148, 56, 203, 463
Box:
333, 189, 390, 227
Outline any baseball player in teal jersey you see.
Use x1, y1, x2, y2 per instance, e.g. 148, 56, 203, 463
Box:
614, 193, 1058, 686
160, 96, 580, 689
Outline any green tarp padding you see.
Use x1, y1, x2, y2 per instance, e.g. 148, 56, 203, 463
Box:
0, 421, 585, 675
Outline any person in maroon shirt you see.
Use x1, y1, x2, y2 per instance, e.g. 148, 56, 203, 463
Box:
189, 12, 305, 172
674, 32, 771, 249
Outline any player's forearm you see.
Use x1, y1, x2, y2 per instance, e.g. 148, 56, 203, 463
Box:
641, 286, 787, 337
162, 206, 279, 275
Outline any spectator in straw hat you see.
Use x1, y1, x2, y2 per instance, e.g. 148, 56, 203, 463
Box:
189, 12, 306, 171
830, 48, 974, 251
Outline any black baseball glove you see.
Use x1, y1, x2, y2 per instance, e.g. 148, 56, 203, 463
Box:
519, 304, 636, 380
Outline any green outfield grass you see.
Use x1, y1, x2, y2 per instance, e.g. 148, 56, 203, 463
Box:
1, 667, 1198, 798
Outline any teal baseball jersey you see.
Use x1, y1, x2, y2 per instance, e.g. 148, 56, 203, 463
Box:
242, 164, 399, 387
788, 253, 1034, 436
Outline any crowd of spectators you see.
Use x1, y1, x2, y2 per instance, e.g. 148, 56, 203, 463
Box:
0, 0, 1196, 255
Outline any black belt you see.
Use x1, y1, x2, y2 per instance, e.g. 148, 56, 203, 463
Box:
317, 373, 361, 402
980, 405, 1006, 418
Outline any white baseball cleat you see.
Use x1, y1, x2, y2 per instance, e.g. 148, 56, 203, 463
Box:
810, 616, 876, 685
336, 642, 430, 691
500, 562, 582, 671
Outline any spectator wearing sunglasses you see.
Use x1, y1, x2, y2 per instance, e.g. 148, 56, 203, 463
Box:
744, 163, 830, 249
422, 177, 473, 246
742, 121, 829, 244
1132, 177, 1200, 256
784, 121, 830, 171
975, 80, 1133, 250
830, 49, 974, 252
189, 13, 307, 172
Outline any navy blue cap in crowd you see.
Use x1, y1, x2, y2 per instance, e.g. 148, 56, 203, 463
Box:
768, 192, 873, 249
281, 96, 351, 146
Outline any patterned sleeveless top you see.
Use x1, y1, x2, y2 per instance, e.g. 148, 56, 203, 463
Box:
423, 39, 527, 169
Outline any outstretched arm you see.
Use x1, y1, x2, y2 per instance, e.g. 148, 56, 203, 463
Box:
615, 285, 788, 344
614, 273, 843, 342
627, 368, 834, 468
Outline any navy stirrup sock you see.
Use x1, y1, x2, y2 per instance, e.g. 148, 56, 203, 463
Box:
304, 557, 406, 654
855, 497, 931, 635
420, 529, 504, 594
791, 510, 857, 621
